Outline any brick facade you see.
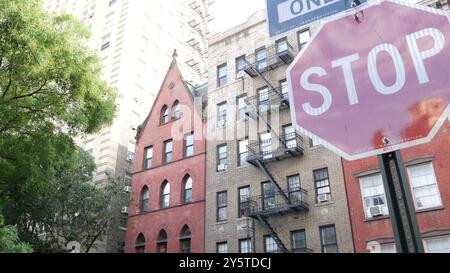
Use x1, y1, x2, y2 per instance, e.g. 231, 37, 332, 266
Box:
204, 11, 354, 253
125, 58, 207, 253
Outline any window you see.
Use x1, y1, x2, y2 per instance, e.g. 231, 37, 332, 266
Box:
236, 55, 246, 76
262, 182, 276, 210
424, 236, 450, 253
124, 173, 132, 186
258, 87, 270, 113
104, 13, 115, 30
314, 168, 331, 203
144, 146, 153, 169
256, 47, 267, 71
217, 102, 227, 124
84, 140, 94, 154
183, 176, 193, 204
217, 64, 228, 87
101, 34, 111, 50
359, 174, 389, 218
287, 175, 302, 205
217, 242, 228, 253
276, 38, 288, 54
160, 181, 170, 209
264, 236, 279, 253
237, 95, 247, 121
298, 28, 311, 50
217, 191, 228, 222
160, 105, 169, 124
141, 186, 149, 212
180, 226, 191, 253
239, 239, 252, 253
238, 139, 249, 167
320, 225, 338, 253
164, 140, 173, 163
238, 186, 251, 217
291, 230, 307, 253
406, 163, 442, 210
217, 144, 227, 171
184, 133, 194, 157
172, 101, 181, 120
280, 79, 288, 100
260, 132, 273, 160
283, 125, 296, 149
135, 233, 146, 253
127, 142, 136, 161
157, 230, 168, 253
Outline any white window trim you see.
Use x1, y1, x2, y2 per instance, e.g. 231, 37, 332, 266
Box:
359, 173, 389, 219
406, 162, 443, 211
423, 235, 450, 253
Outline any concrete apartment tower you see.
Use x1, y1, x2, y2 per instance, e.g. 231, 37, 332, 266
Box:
44, 0, 214, 253
205, 10, 354, 253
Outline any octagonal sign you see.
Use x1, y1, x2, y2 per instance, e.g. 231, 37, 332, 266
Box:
287, 0, 450, 161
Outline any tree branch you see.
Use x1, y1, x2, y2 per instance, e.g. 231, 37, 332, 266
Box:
10, 78, 48, 101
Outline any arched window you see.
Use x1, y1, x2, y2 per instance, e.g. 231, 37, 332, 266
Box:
160, 105, 169, 125
135, 233, 146, 253
161, 181, 170, 209
183, 176, 193, 204
180, 225, 191, 253
172, 101, 181, 120
157, 229, 168, 253
141, 186, 149, 212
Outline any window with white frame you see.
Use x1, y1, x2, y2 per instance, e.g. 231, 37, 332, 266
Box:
217, 242, 228, 253
406, 163, 442, 210
264, 236, 279, 253
359, 174, 389, 218
238, 139, 249, 167
237, 95, 247, 121
127, 142, 135, 161
280, 79, 288, 99
239, 239, 252, 253
101, 34, 111, 50
424, 236, 450, 253
217, 102, 227, 125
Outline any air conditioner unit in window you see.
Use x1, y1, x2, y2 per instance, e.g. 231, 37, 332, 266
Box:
121, 207, 129, 214
318, 193, 329, 203
126, 154, 134, 161
236, 70, 245, 79
217, 164, 227, 172
123, 186, 132, 193
369, 205, 384, 217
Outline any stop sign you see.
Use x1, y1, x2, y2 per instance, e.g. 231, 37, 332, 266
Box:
287, 0, 450, 160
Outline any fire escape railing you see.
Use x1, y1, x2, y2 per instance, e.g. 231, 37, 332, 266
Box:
240, 40, 306, 253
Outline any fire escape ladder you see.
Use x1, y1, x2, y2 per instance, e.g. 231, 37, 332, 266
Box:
254, 159, 290, 204
256, 215, 289, 253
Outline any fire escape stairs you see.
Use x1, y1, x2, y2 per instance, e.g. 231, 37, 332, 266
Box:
256, 214, 289, 253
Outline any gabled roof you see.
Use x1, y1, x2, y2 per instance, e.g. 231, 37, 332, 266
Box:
135, 50, 207, 142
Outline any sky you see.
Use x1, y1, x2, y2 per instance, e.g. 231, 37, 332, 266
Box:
212, 0, 422, 34
213, 0, 265, 33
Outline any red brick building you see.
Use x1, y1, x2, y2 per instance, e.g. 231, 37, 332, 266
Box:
125, 55, 207, 253
343, 121, 450, 253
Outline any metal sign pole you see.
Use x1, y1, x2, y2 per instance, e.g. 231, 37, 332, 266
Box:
378, 150, 424, 253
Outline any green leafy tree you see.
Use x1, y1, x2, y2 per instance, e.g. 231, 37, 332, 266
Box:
0, 0, 119, 252
0, 213, 32, 253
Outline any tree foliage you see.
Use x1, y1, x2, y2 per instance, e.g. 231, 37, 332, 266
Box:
0, 0, 120, 252
0, 213, 32, 253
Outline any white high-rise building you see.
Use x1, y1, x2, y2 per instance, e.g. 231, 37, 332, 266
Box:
44, 0, 214, 253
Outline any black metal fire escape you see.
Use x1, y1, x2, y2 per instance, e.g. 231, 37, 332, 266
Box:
241, 41, 310, 253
